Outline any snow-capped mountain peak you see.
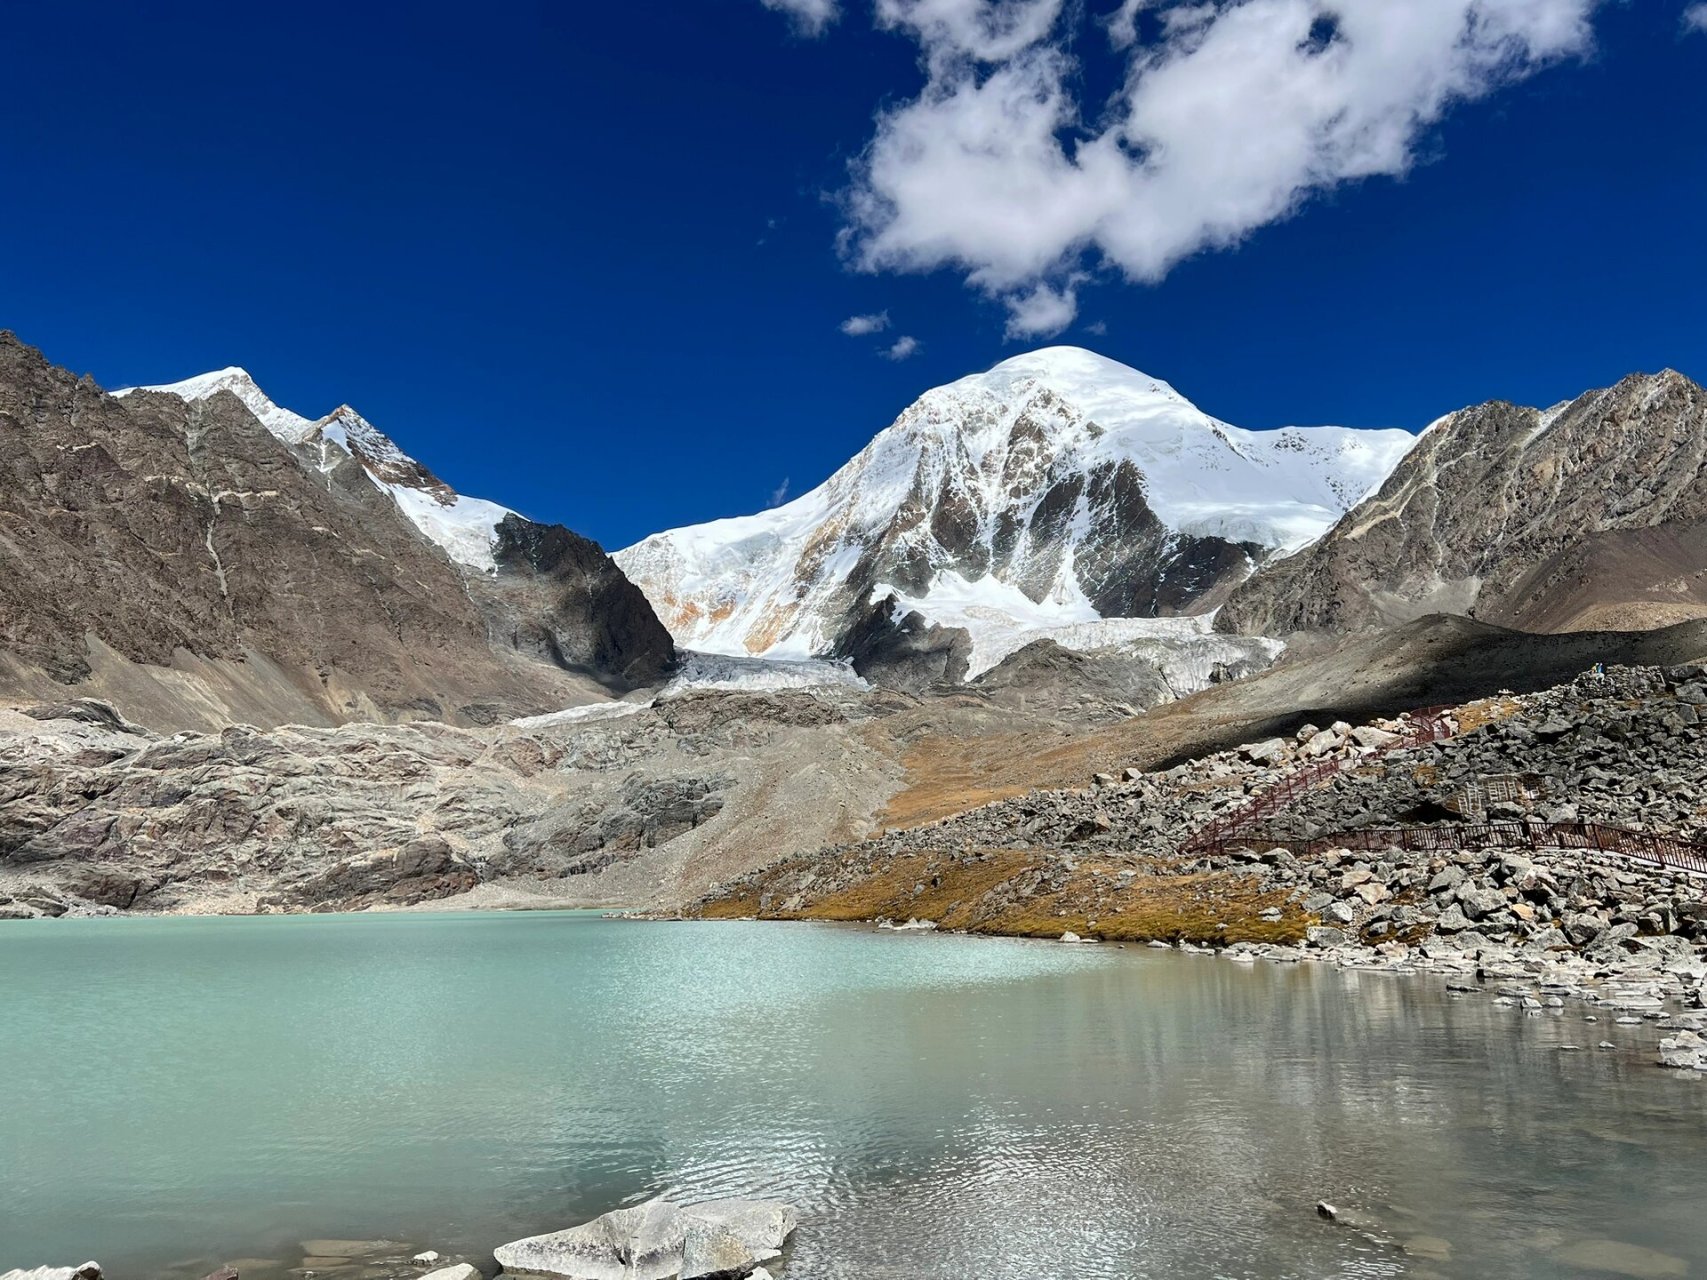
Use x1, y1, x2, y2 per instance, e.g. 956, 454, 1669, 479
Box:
117, 366, 318, 444
615, 347, 1418, 660
117, 370, 515, 571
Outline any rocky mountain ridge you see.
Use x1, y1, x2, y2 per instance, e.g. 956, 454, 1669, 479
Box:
0, 334, 673, 730
1219, 368, 1707, 638
119, 367, 522, 572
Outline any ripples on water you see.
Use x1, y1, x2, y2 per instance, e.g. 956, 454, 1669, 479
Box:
3, 912, 1705, 1279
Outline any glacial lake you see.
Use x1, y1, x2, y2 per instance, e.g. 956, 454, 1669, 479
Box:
4, 912, 1707, 1280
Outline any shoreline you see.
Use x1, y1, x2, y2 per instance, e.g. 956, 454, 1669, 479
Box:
674, 902, 1707, 1075
13, 885, 1705, 1073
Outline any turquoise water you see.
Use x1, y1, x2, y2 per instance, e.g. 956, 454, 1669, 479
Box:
3, 912, 1706, 1279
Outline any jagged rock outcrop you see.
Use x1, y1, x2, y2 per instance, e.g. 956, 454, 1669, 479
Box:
1219, 370, 1707, 637
477, 515, 677, 688
0, 333, 673, 728
834, 594, 972, 691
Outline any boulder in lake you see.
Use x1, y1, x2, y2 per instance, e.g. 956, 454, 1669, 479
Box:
1, 1266, 101, 1280
493, 1197, 796, 1280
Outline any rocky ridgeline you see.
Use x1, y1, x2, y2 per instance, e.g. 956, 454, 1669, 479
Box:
698, 663, 1707, 1071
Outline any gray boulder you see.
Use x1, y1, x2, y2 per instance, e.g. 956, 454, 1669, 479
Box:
678, 1201, 796, 1255
496, 1199, 682, 1279
1658, 1030, 1707, 1070
1, 1267, 101, 1280
493, 1198, 796, 1280
1458, 887, 1507, 921
1435, 905, 1472, 933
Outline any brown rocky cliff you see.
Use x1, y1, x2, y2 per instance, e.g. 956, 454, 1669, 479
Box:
0, 332, 672, 725
1218, 370, 1707, 637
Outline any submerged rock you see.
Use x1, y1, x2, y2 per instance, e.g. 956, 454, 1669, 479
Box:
493, 1197, 796, 1280
1551, 1239, 1688, 1279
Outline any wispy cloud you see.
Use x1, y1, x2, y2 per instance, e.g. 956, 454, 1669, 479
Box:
1685, 3, 1707, 35
770, 477, 792, 506
883, 335, 921, 360
761, 0, 840, 36
832, 0, 1601, 338
1003, 281, 1080, 340
839, 311, 891, 336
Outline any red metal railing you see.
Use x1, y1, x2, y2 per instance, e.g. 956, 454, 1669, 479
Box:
1179, 707, 1455, 855
1172, 701, 1707, 880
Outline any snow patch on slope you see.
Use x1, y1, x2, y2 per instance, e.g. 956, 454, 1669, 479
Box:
510, 701, 649, 729
883, 573, 1285, 685
507, 651, 865, 729
662, 651, 867, 696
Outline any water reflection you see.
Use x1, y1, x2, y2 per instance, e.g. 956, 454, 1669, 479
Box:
1, 914, 1703, 1280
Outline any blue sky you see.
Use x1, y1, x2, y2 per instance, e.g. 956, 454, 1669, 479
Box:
3, 1, 1705, 549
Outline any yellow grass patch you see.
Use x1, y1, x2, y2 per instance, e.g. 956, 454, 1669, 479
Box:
701, 846, 1310, 947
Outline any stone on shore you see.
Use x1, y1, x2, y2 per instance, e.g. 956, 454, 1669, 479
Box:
1657, 1030, 1707, 1070
0, 1266, 101, 1280
492, 1197, 796, 1280
419, 1267, 480, 1280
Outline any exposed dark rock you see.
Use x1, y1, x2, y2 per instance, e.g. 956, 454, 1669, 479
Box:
482, 515, 677, 688
835, 594, 971, 691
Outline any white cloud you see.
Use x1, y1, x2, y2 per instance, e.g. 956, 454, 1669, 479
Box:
840, 311, 892, 335
1003, 281, 1079, 338
1104, 0, 1152, 49
875, 0, 1066, 63
1685, 3, 1707, 34
841, 0, 1601, 327
762, 0, 840, 35
883, 334, 923, 359
770, 477, 792, 506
